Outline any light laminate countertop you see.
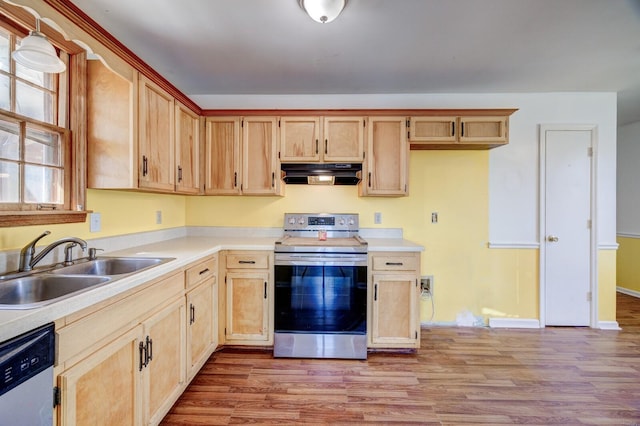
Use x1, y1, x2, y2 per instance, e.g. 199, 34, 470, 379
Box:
0, 235, 423, 342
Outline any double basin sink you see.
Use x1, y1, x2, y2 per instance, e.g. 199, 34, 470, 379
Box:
0, 257, 174, 309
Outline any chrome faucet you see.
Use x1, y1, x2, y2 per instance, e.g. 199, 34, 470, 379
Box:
19, 231, 88, 272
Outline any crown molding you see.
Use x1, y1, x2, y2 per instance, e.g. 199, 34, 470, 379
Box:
42, 0, 201, 114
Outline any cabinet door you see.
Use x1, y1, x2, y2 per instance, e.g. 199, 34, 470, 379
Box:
323, 116, 365, 162
204, 117, 241, 195
86, 60, 137, 189
142, 298, 186, 425
226, 271, 271, 343
279, 116, 321, 162
58, 326, 142, 426
363, 117, 408, 196
138, 75, 175, 191
459, 116, 508, 144
242, 117, 280, 195
409, 116, 457, 143
186, 280, 216, 381
175, 102, 201, 194
370, 273, 419, 348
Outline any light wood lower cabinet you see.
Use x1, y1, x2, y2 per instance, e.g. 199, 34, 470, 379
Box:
186, 281, 215, 380
221, 251, 273, 345
368, 252, 421, 349
58, 326, 142, 426
141, 297, 186, 425
58, 295, 186, 426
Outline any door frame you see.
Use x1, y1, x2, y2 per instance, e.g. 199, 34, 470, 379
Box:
538, 124, 598, 328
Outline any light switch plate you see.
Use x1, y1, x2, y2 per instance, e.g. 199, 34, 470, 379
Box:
89, 212, 101, 233
374, 212, 382, 224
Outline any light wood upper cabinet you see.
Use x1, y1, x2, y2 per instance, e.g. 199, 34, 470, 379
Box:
138, 75, 175, 192
279, 116, 321, 162
361, 117, 409, 196
409, 116, 457, 143
242, 117, 281, 195
205, 117, 282, 196
175, 102, 201, 194
323, 116, 366, 162
87, 59, 138, 189
409, 113, 511, 149
204, 117, 241, 195
458, 116, 508, 143
87, 63, 203, 194
279, 116, 365, 163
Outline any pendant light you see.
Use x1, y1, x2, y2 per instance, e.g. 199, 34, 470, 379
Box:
12, 19, 66, 73
299, 0, 348, 23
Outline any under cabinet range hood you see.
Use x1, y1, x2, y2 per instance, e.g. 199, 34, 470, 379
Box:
280, 163, 362, 185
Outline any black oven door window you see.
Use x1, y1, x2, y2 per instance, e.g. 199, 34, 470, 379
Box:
275, 265, 367, 333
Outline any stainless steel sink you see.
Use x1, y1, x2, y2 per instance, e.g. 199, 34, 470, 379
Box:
0, 274, 111, 309
52, 257, 173, 276
0, 257, 174, 309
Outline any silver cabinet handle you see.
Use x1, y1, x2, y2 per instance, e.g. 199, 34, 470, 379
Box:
547, 235, 559, 242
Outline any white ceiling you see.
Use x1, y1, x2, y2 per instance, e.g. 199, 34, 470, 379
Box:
70, 0, 640, 125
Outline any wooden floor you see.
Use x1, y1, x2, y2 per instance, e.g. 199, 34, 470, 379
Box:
162, 293, 640, 425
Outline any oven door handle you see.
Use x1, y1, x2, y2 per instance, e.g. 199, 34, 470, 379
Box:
275, 254, 367, 267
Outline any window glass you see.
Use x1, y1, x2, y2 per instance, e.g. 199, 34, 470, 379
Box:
24, 164, 63, 204
16, 60, 48, 88
0, 74, 9, 111
16, 81, 54, 123
0, 119, 19, 161
25, 127, 60, 166
0, 29, 9, 73
0, 160, 19, 202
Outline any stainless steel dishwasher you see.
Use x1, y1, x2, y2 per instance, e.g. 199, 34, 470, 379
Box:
0, 323, 55, 426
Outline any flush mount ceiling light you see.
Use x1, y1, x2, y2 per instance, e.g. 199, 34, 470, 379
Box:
12, 19, 66, 73
299, 0, 348, 23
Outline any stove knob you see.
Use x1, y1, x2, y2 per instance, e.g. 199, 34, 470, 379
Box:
348, 218, 355, 225
338, 218, 346, 226
288, 217, 296, 225
298, 218, 305, 225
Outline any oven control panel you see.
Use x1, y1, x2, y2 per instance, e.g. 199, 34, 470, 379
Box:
284, 213, 359, 231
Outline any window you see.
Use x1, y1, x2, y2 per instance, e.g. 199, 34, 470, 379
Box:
0, 115, 69, 210
0, 20, 82, 226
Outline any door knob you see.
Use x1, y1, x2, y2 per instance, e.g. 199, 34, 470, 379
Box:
547, 235, 559, 242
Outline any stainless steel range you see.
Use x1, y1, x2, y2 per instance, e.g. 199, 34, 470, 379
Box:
274, 213, 368, 359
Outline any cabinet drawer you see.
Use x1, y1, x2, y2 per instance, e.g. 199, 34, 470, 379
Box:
226, 252, 269, 269
372, 254, 419, 271
185, 256, 217, 289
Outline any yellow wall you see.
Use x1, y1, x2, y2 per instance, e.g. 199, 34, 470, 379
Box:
0, 189, 186, 250
0, 152, 617, 324
616, 236, 640, 293
598, 249, 617, 321
187, 151, 543, 323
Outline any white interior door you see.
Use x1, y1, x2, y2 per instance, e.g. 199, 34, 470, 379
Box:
541, 126, 596, 326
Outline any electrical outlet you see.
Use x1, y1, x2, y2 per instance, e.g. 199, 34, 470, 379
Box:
374, 212, 382, 224
431, 212, 438, 223
421, 275, 434, 295
155, 210, 162, 224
